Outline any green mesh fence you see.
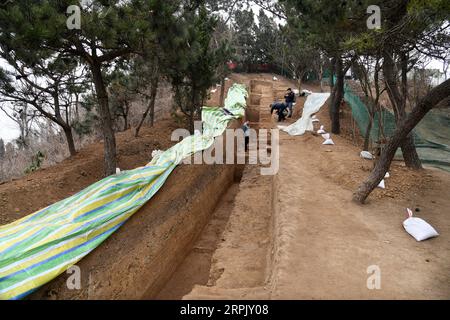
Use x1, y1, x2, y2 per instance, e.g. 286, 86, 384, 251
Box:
344, 84, 397, 140
344, 84, 450, 172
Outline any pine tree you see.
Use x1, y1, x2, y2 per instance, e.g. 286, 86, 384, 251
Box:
165, 4, 231, 133
0, 0, 177, 175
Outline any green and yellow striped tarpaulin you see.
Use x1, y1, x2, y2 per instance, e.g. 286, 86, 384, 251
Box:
0, 83, 248, 300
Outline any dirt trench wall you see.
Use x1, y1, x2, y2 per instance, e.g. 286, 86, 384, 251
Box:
29, 121, 242, 300
246, 105, 260, 122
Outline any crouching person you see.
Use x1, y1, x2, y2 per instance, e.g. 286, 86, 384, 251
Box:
270, 101, 287, 122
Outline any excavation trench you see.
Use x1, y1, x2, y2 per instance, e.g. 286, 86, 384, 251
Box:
28, 81, 276, 300
155, 168, 244, 299
156, 80, 276, 299
28, 120, 247, 300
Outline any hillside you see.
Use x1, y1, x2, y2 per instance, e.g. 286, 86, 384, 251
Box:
1, 73, 449, 300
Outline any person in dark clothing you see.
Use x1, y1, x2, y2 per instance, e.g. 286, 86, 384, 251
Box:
242, 121, 250, 151
270, 101, 287, 122
284, 88, 295, 118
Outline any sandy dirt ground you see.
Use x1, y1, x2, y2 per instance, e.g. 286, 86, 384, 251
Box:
272, 117, 450, 299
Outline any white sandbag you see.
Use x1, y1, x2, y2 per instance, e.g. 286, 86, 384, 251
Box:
360, 151, 374, 160
403, 208, 439, 241
115, 168, 121, 174
377, 179, 385, 189
210, 88, 217, 93
301, 89, 313, 96
282, 93, 330, 136
225, 77, 230, 81
317, 125, 326, 134
384, 172, 390, 178
273, 76, 278, 81
321, 133, 330, 140
322, 139, 334, 145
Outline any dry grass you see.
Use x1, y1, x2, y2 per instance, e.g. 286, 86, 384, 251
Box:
0, 132, 98, 183
0, 82, 174, 183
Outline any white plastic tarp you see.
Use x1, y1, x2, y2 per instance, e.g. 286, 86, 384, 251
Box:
282, 93, 330, 136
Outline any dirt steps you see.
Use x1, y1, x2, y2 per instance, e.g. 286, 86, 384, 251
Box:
155, 183, 241, 299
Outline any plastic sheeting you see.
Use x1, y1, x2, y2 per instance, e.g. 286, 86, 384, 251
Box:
0, 83, 248, 300
282, 93, 330, 136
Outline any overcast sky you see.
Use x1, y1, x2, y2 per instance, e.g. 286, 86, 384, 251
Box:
0, 112, 18, 143
0, 59, 19, 143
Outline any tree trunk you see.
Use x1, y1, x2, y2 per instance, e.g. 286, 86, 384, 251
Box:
53, 91, 76, 157
135, 75, 159, 137
330, 57, 344, 134
219, 77, 225, 107
149, 67, 159, 128
328, 58, 336, 118
122, 101, 130, 131
188, 108, 194, 134
123, 114, 128, 131
401, 134, 422, 168
383, 49, 422, 169
353, 78, 450, 203
90, 61, 117, 176
63, 125, 77, 156
75, 93, 80, 121
363, 113, 373, 151
319, 63, 324, 93
188, 81, 197, 134
297, 76, 303, 93
329, 57, 336, 89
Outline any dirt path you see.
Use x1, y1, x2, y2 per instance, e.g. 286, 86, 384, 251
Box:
271, 131, 450, 299
269, 83, 450, 299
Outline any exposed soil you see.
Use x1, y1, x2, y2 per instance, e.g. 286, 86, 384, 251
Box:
0, 118, 184, 226
156, 183, 241, 300
271, 110, 450, 299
